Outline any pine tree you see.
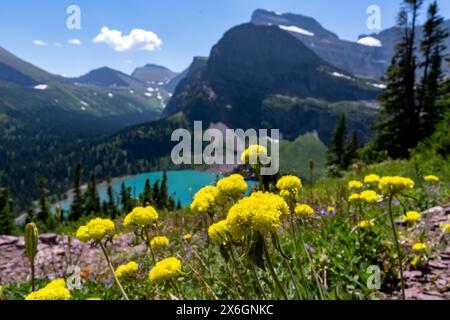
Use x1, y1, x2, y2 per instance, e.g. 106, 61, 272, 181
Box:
372, 0, 423, 159
85, 173, 101, 216
140, 179, 153, 206
70, 163, 84, 221
343, 131, 359, 169
176, 200, 182, 210
37, 177, 51, 224
327, 114, 347, 170
106, 177, 118, 219
159, 171, 169, 209
152, 181, 160, 208
0, 188, 16, 235
417, 1, 448, 139
120, 183, 133, 214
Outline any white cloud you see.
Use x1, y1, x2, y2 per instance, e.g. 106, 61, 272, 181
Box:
357, 36, 382, 47
68, 38, 82, 45
34, 84, 48, 90
93, 27, 162, 52
33, 40, 47, 46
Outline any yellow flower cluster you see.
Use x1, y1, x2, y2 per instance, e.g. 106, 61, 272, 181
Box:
208, 220, 229, 242
149, 257, 182, 284
364, 174, 381, 185
358, 220, 374, 229
403, 211, 421, 223
25, 279, 71, 300
294, 204, 315, 217
240, 144, 268, 164
216, 174, 248, 199
349, 191, 379, 203
359, 190, 379, 203
76, 218, 115, 243
412, 243, 428, 253
190, 186, 218, 214
115, 261, 138, 279
328, 206, 336, 213
379, 176, 414, 194
183, 233, 192, 241
348, 180, 363, 190
226, 192, 289, 239
348, 193, 360, 202
424, 175, 439, 183
150, 236, 170, 250
276, 176, 302, 195
439, 223, 450, 233
123, 206, 159, 228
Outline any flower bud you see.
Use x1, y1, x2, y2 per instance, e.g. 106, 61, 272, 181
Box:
25, 223, 39, 265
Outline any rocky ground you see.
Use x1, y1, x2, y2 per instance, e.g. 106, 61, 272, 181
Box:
0, 206, 448, 299
0, 233, 147, 285
385, 205, 450, 300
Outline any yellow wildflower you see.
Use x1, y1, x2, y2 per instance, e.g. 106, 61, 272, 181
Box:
150, 236, 170, 250
149, 257, 182, 285
25, 279, 71, 300
226, 192, 289, 240
87, 297, 102, 300
76, 218, 115, 243
276, 176, 302, 195
183, 233, 192, 241
216, 174, 248, 200
115, 261, 138, 279
294, 204, 315, 217
439, 223, 450, 233
424, 175, 439, 183
358, 220, 374, 229
403, 211, 421, 223
208, 220, 229, 242
412, 243, 428, 253
379, 176, 414, 194
411, 255, 421, 267
364, 174, 381, 185
348, 193, 361, 203
328, 206, 336, 214
240, 144, 268, 164
190, 186, 218, 214
123, 206, 158, 228
348, 180, 363, 190
359, 190, 379, 204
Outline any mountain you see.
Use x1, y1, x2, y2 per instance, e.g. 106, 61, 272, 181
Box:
251, 9, 450, 79
132, 64, 179, 84
0, 46, 163, 206
163, 23, 379, 134
71, 67, 145, 89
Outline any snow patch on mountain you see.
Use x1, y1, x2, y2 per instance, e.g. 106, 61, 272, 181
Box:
33, 84, 48, 90
278, 25, 314, 37
357, 36, 382, 47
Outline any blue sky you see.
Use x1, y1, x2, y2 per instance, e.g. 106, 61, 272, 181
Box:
0, 0, 448, 77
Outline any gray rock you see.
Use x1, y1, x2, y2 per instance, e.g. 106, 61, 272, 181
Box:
39, 233, 59, 245
0, 236, 19, 246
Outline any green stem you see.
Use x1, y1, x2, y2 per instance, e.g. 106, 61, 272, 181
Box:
388, 194, 405, 300
262, 237, 288, 300
31, 263, 35, 292
169, 279, 183, 300
250, 263, 268, 300
144, 228, 156, 263
99, 242, 129, 300
228, 244, 250, 300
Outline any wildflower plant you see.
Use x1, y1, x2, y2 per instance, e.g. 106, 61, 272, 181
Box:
76, 218, 129, 300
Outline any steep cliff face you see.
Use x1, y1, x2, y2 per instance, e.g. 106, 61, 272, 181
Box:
164, 23, 378, 132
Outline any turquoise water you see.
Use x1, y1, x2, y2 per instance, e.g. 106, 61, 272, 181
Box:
57, 170, 256, 211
